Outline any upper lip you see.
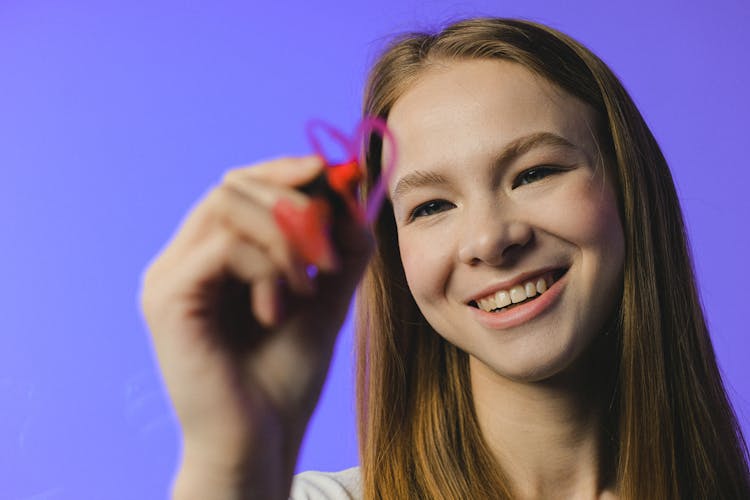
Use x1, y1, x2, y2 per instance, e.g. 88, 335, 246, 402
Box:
464, 265, 569, 304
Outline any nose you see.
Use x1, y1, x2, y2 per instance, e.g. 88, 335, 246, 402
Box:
457, 204, 534, 266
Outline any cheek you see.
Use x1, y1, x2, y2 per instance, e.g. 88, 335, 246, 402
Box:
547, 175, 625, 330
546, 176, 624, 257
398, 231, 452, 305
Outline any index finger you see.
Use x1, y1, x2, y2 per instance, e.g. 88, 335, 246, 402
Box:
228, 155, 326, 187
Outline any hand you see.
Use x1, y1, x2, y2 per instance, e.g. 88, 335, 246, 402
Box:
139, 155, 372, 498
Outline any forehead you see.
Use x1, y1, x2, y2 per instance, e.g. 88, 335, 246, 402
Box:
385, 59, 599, 183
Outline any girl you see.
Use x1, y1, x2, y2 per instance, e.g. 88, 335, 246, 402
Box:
140, 18, 750, 499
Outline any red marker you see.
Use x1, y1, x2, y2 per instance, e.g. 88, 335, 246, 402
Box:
272, 117, 394, 269
272, 160, 363, 266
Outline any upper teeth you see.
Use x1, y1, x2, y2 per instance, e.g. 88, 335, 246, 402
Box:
475, 272, 554, 312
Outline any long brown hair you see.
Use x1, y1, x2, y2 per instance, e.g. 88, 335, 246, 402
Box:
354, 18, 750, 499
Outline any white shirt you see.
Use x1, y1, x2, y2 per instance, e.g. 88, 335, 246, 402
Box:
289, 466, 362, 499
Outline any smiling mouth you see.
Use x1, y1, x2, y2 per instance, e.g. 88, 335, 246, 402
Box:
468, 268, 568, 313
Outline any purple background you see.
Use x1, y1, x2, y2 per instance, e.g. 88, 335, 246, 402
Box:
1, 1, 748, 498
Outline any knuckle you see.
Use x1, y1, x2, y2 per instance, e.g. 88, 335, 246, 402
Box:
204, 184, 223, 206
138, 270, 155, 310
139, 255, 165, 296
138, 263, 167, 320
139, 263, 157, 294
205, 185, 232, 217
222, 166, 249, 185
139, 289, 161, 323
211, 228, 237, 258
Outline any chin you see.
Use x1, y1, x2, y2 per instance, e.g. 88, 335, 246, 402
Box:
483, 356, 570, 383
469, 332, 595, 384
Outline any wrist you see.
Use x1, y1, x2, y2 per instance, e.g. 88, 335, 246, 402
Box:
173, 453, 287, 500
172, 463, 246, 500
173, 431, 294, 500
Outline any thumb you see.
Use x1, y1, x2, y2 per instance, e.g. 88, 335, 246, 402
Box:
316, 206, 375, 305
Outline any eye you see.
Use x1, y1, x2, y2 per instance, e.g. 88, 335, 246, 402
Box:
409, 199, 454, 220
512, 166, 561, 188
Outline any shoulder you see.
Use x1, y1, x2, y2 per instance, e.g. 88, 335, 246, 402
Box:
289, 466, 362, 500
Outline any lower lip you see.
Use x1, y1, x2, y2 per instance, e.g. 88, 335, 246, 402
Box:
468, 271, 568, 330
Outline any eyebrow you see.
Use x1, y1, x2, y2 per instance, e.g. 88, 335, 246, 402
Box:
390, 131, 581, 203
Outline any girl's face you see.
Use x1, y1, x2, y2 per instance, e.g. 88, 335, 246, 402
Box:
386, 59, 624, 382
